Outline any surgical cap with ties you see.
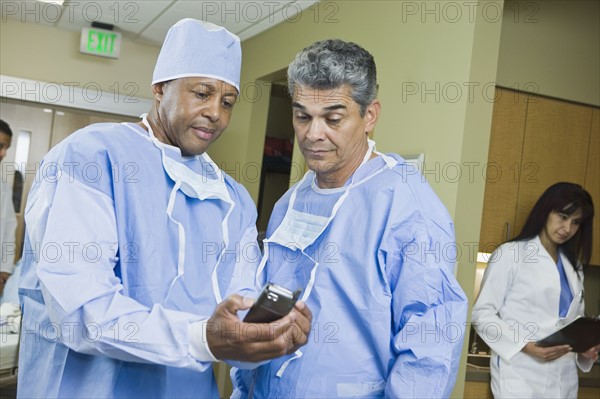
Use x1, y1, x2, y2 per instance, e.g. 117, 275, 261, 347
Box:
152, 18, 241, 92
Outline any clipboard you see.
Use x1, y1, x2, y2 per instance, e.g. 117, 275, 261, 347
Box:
536, 316, 600, 353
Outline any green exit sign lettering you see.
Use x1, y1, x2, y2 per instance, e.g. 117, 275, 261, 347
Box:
80, 27, 121, 59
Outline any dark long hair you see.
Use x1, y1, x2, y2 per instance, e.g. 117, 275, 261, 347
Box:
510, 182, 594, 269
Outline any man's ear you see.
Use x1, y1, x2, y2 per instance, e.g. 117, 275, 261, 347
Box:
152, 82, 166, 101
364, 100, 381, 133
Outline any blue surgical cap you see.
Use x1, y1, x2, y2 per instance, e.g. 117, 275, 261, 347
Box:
152, 19, 241, 92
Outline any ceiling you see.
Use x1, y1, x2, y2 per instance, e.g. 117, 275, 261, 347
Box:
1, 0, 320, 45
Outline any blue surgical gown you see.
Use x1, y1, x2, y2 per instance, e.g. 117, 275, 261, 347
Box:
17, 122, 260, 398
234, 154, 468, 398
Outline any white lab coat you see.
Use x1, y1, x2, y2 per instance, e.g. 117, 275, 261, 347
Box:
472, 236, 593, 398
0, 179, 17, 274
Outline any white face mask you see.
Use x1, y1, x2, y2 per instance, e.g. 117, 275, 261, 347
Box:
140, 115, 234, 303
161, 154, 230, 201
256, 139, 397, 302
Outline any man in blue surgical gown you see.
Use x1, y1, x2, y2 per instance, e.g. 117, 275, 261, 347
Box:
233, 39, 468, 398
17, 19, 311, 398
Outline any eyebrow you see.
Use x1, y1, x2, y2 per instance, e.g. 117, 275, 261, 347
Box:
291, 102, 347, 112
324, 104, 347, 112
190, 82, 216, 92
191, 82, 237, 97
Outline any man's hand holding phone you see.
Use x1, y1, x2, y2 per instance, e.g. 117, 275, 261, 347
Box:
243, 283, 302, 323
205, 284, 312, 363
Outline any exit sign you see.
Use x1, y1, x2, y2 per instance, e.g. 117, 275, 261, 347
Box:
80, 27, 121, 59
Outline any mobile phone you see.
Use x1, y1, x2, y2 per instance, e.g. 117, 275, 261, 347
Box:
243, 283, 302, 323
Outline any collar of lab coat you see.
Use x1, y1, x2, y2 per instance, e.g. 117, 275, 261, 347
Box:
532, 235, 583, 299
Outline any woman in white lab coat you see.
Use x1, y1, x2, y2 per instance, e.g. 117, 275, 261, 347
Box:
472, 182, 599, 398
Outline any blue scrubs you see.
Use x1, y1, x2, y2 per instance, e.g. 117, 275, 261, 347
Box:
17, 122, 260, 398
234, 154, 468, 398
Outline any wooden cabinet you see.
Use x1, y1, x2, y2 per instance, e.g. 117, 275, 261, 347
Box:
479, 89, 528, 253
514, 96, 593, 230
479, 88, 600, 265
464, 381, 493, 399
585, 109, 600, 266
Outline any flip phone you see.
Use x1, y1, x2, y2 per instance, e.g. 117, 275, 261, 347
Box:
243, 283, 302, 323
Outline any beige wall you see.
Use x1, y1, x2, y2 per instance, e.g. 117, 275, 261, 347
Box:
497, 0, 600, 106
0, 18, 159, 100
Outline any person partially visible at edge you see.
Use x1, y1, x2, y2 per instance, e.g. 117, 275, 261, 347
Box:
473, 182, 598, 398
0, 119, 17, 298
17, 19, 311, 398
233, 38, 468, 398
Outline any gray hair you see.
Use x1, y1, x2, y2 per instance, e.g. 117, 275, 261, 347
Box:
287, 39, 377, 117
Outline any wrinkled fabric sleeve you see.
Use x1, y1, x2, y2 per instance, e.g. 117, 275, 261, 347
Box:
384, 223, 468, 398
0, 180, 17, 274
225, 223, 262, 299
25, 167, 212, 371
222, 219, 266, 371
471, 247, 529, 361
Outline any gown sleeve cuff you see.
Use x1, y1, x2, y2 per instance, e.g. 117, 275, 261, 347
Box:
189, 320, 218, 362
0, 263, 15, 274
576, 353, 594, 372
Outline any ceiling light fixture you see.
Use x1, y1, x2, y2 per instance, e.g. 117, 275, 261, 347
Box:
37, 0, 65, 6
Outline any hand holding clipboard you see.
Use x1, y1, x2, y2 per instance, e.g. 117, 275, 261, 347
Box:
536, 316, 600, 353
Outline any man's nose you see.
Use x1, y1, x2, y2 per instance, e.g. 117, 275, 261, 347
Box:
202, 98, 221, 122
306, 120, 326, 141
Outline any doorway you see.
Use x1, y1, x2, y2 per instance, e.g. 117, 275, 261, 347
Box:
256, 83, 296, 235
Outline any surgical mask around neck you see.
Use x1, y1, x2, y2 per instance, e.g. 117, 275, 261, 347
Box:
141, 114, 230, 201
255, 139, 398, 377
257, 139, 393, 294
140, 114, 234, 303
161, 155, 230, 201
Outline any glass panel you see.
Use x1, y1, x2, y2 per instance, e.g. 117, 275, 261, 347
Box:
0, 97, 139, 262
14, 130, 31, 173
50, 107, 138, 149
